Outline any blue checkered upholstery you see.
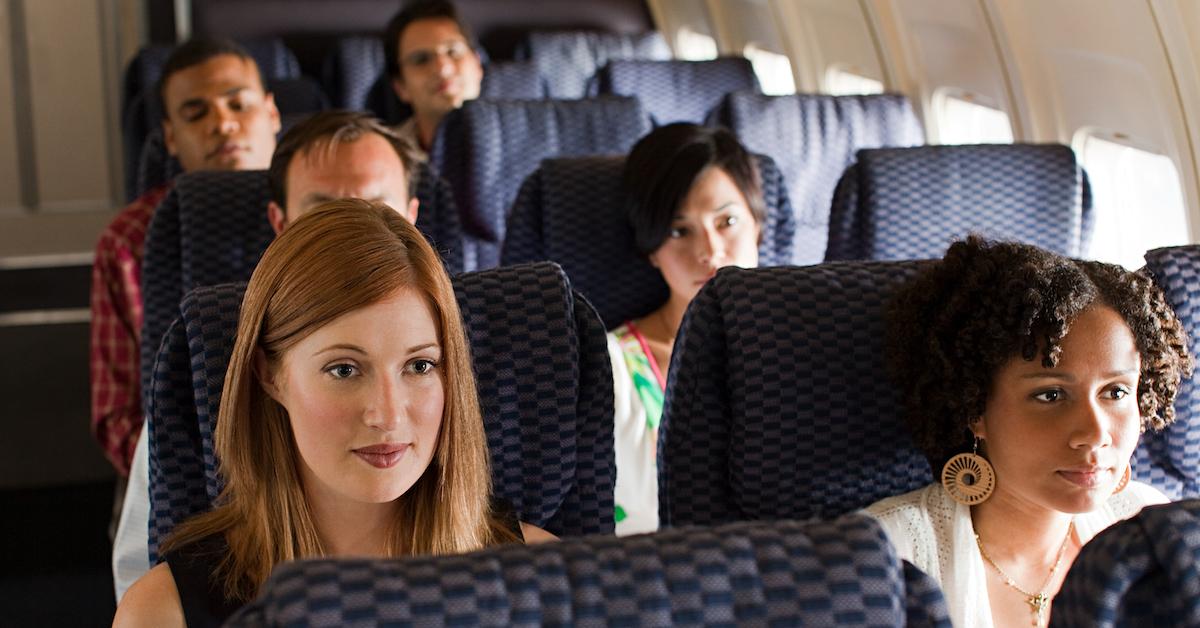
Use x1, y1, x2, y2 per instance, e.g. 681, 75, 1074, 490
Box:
1051, 499, 1200, 627
227, 515, 951, 627
139, 166, 464, 414
430, 96, 650, 270
1139, 245, 1200, 499
502, 153, 796, 328
659, 263, 935, 527
121, 40, 303, 201
147, 262, 614, 561
825, 144, 1095, 261
596, 58, 760, 125
321, 36, 386, 110
709, 92, 925, 263
516, 30, 672, 99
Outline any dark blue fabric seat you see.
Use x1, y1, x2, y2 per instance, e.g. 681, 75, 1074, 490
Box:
1140, 245, 1200, 499
708, 92, 925, 263
502, 153, 796, 328
147, 262, 614, 561
595, 57, 759, 125
430, 96, 650, 270
138, 166, 463, 416
1051, 499, 1200, 627
659, 262, 934, 528
321, 35, 387, 110
825, 143, 1095, 261
516, 30, 672, 99
227, 515, 952, 627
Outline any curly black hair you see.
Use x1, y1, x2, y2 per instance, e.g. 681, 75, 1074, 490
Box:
887, 235, 1193, 470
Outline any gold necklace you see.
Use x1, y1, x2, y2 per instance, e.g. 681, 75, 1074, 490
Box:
975, 520, 1074, 627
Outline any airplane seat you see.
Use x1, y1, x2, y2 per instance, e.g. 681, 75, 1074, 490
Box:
825, 143, 1095, 261
147, 262, 614, 561
658, 262, 935, 528
708, 92, 925, 264
501, 153, 796, 328
1139, 245, 1200, 499
595, 58, 760, 126
138, 163, 465, 413
1051, 499, 1200, 627
429, 96, 651, 271
320, 35, 387, 110
121, 39, 304, 202
515, 30, 672, 99
226, 515, 951, 627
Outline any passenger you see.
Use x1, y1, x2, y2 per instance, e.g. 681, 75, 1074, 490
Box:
610, 123, 764, 535
384, 0, 484, 155
112, 110, 425, 600
866, 235, 1192, 628
112, 200, 555, 628
90, 37, 279, 521
267, 110, 421, 232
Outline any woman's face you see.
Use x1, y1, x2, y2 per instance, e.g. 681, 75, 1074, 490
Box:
264, 288, 445, 508
649, 166, 761, 304
975, 305, 1142, 514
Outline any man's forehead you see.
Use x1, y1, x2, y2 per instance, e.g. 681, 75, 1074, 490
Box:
164, 54, 264, 102
400, 17, 469, 50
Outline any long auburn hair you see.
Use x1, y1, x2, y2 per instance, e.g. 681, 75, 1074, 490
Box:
163, 199, 517, 600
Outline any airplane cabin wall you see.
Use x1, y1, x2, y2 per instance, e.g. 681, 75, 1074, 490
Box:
651, 0, 1200, 251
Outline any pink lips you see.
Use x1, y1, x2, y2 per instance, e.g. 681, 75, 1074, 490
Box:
352, 443, 409, 469
1057, 466, 1110, 488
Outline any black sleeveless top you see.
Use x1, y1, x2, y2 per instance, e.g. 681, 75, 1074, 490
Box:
166, 499, 525, 627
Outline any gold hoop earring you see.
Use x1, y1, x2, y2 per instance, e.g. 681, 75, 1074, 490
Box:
1113, 463, 1131, 494
941, 437, 995, 505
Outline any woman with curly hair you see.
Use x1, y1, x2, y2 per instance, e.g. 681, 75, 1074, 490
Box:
867, 235, 1192, 628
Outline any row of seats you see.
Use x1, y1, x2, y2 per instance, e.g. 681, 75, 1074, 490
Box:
144, 245, 1200, 623
121, 30, 678, 200
225, 500, 1200, 627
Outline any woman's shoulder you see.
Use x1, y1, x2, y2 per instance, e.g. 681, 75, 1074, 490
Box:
864, 483, 944, 521
519, 522, 558, 544
112, 563, 185, 628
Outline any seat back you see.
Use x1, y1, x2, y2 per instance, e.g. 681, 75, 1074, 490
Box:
659, 263, 934, 527
321, 35, 386, 110
1139, 245, 1200, 499
709, 92, 924, 263
148, 263, 614, 560
502, 153, 796, 328
515, 30, 671, 99
228, 515, 952, 627
1051, 499, 1200, 627
596, 58, 759, 125
139, 166, 464, 410
825, 144, 1095, 261
430, 96, 650, 270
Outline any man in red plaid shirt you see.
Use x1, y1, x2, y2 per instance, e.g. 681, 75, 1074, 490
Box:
90, 38, 280, 479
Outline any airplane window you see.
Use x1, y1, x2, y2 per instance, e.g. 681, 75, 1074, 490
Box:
934, 89, 1013, 145
825, 66, 884, 96
1077, 133, 1190, 269
743, 43, 795, 95
676, 26, 718, 61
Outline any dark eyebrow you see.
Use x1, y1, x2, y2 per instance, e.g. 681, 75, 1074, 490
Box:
301, 193, 336, 207
671, 201, 741, 221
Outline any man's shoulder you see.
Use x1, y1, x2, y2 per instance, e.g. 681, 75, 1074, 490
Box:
98, 185, 172, 248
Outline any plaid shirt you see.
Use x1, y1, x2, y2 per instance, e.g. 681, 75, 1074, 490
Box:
90, 184, 169, 476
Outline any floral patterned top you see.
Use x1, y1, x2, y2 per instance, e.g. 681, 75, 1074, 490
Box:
607, 320, 666, 535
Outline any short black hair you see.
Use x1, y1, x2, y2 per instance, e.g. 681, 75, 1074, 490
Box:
622, 123, 766, 256
268, 110, 423, 209
384, 0, 477, 79
156, 38, 262, 118
887, 235, 1194, 470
